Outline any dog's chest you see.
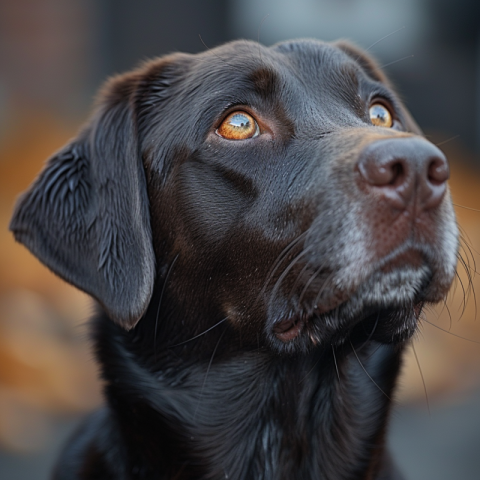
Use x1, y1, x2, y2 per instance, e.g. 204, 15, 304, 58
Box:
112, 348, 393, 480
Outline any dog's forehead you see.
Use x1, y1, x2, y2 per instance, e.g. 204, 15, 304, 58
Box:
150, 39, 381, 127
201, 39, 359, 70
191, 39, 368, 89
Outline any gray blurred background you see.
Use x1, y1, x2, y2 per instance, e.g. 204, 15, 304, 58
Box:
1, 1, 480, 479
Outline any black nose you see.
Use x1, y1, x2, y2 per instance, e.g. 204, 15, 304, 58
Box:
356, 137, 449, 211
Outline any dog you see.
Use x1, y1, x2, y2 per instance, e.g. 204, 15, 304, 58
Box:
10, 39, 458, 479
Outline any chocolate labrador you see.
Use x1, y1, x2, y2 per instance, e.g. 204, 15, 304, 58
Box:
10, 39, 458, 479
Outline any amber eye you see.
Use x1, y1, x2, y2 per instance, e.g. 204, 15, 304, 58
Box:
369, 103, 393, 128
216, 111, 259, 140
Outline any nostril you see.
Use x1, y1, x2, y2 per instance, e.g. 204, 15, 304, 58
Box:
358, 157, 407, 187
427, 157, 449, 186
356, 137, 449, 212
390, 161, 404, 186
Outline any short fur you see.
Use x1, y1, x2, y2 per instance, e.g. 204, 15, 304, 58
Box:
10, 39, 458, 479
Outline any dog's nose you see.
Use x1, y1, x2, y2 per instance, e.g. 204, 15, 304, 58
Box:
356, 137, 449, 211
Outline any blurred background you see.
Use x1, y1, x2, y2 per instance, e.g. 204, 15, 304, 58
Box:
0, 0, 479, 478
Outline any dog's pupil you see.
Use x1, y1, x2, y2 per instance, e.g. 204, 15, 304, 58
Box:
369, 103, 392, 128
231, 114, 250, 129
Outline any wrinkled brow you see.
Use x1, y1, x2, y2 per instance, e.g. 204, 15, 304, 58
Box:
247, 67, 280, 99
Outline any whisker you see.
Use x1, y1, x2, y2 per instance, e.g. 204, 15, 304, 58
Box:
458, 235, 478, 320
257, 13, 270, 46
444, 298, 453, 331
256, 230, 309, 305
256, 14, 269, 69
380, 55, 414, 69
332, 306, 340, 330
300, 356, 322, 384
168, 316, 229, 348
154, 254, 178, 360
288, 260, 313, 299
194, 329, 226, 419
350, 341, 390, 399
458, 235, 474, 275
435, 135, 460, 147
198, 34, 243, 73
332, 344, 340, 382
411, 342, 430, 415
298, 261, 328, 306
453, 203, 480, 213
457, 250, 475, 303
422, 318, 480, 344
357, 312, 380, 352
453, 268, 467, 318
458, 225, 480, 262
365, 26, 406, 52
312, 271, 337, 309
269, 245, 314, 307
267, 230, 309, 283
433, 292, 449, 324
461, 238, 479, 275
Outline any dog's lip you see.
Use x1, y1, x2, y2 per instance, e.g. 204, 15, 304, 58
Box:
273, 316, 305, 342
379, 247, 424, 273
271, 245, 440, 345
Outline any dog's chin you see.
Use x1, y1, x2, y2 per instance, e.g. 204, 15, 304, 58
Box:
269, 305, 419, 355
268, 266, 442, 354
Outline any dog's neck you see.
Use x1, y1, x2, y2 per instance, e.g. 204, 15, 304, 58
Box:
93, 312, 402, 479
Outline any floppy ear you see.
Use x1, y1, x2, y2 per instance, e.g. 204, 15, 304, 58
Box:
9, 74, 155, 329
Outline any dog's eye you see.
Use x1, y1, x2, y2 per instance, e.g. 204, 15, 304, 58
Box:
369, 103, 393, 128
216, 111, 259, 140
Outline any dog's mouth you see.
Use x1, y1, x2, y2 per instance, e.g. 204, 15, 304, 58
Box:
269, 250, 441, 349
272, 315, 306, 342
271, 300, 422, 349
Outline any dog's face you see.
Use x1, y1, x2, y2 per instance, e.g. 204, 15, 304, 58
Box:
10, 39, 458, 354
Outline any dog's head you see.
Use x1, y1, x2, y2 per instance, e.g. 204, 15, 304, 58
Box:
10, 39, 458, 354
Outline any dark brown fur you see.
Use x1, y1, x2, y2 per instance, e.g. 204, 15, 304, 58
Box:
10, 39, 458, 479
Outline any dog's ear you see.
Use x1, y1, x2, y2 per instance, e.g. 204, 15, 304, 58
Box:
9, 73, 155, 329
